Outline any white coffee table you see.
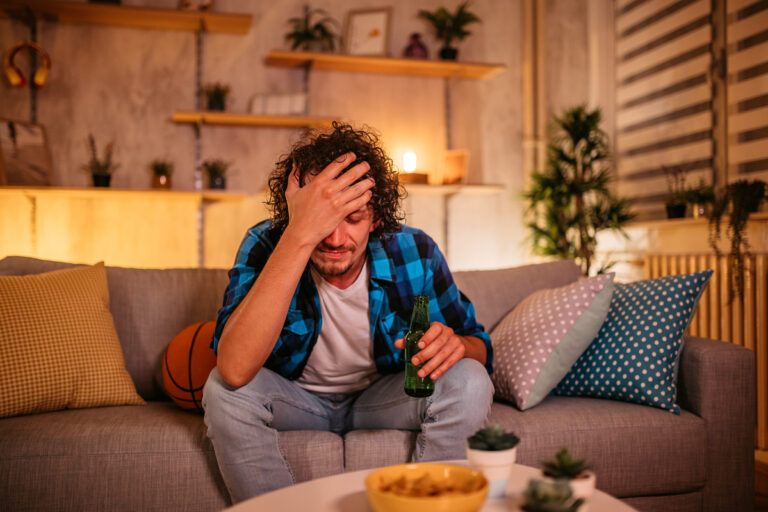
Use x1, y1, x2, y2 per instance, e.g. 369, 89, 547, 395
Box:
225, 461, 638, 511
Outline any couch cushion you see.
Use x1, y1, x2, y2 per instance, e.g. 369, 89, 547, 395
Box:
0, 263, 144, 418
344, 429, 416, 471
490, 274, 614, 410
453, 260, 581, 332
487, 397, 706, 498
0, 256, 230, 401
555, 271, 713, 414
0, 402, 344, 511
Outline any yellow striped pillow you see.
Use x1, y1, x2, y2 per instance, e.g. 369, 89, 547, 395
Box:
0, 262, 144, 418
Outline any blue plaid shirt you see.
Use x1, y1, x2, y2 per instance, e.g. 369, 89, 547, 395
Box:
212, 220, 493, 380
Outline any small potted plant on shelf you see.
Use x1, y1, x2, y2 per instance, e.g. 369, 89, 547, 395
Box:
203, 159, 229, 190
150, 159, 173, 190
684, 179, 715, 218
521, 479, 583, 512
285, 6, 340, 52
540, 447, 595, 502
418, 1, 481, 61
82, 134, 118, 188
466, 424, 520, 498
663, 164, 688, 219
203, 83, 230, 111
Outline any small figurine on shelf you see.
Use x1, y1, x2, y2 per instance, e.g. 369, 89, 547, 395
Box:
402, 32, 428, 59
82, 134, 118, 188
150, 159, 173, 190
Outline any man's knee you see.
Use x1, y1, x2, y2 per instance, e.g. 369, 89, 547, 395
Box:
203, 367, 273, 427
437, 359, 494, 407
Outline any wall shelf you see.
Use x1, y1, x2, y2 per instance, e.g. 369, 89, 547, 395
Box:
172, 111, 335, 129
265, 50, 505, 80
0, 0, 252, 33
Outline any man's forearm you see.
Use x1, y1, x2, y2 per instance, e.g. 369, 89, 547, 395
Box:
217, 230, 314, 387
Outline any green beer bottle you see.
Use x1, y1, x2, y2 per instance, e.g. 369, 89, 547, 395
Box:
404, 294, 434, 397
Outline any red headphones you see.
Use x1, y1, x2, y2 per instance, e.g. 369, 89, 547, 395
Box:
4, 41, 52, 88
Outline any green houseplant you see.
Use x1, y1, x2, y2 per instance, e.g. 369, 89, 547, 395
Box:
684, 178, 715, 218
524, 106, 634, 276
540, 447, 595, 503
203, 83, 230, 111
466, 425, 520, 498
418, 1, 481, 60
709, 179, 766, 298
663, 164, 688, 219
150, 159, 173, 190
203, 159, 229, 190
285, 6, 340, 52
82, 134, 118, 188
521, 479, 583, 512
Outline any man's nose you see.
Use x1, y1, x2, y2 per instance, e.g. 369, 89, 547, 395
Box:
323, 227, 344, 247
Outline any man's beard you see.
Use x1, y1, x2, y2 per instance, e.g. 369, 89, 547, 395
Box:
310, 243, 356, 277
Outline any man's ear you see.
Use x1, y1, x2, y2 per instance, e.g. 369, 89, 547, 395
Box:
370, 218, 381, 233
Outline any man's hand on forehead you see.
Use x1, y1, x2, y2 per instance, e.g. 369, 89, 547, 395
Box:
284, 152, 375, 247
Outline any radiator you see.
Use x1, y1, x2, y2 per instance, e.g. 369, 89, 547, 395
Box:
645, 253, 767, 450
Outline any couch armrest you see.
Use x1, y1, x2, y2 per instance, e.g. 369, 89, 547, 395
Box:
677, 336, 755, 512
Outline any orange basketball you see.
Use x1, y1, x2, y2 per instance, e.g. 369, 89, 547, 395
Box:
162, 321, 217, 413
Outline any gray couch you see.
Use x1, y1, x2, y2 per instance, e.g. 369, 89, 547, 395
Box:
0, 256, 755, 512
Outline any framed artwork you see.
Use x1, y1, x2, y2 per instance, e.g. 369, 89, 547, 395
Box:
344, 8, 391, 56
0, 119, 54, 186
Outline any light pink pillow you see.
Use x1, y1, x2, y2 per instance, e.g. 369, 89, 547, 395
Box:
490, 274, 615, 410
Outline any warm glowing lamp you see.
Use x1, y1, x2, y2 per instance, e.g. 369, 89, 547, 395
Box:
399, 151, 428, 184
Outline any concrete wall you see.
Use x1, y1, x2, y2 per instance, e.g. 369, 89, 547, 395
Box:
0, 0, 613, 270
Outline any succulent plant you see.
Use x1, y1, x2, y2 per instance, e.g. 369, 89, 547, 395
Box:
541, 448, 591, 479
466, 424, 519, 451
521, 479, 583, 512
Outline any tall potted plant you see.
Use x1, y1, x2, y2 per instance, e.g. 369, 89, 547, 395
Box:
285, 6, 340, 52
82, 134, 118, 187
524, 106, 634, 275
418, 1, 481, 60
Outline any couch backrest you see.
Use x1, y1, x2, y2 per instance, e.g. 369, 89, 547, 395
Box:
0, 256, 229, 401
453, 259, 582, 332
0, 256, 581, 400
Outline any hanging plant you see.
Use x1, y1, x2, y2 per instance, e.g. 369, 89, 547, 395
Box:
709, 179, 766, 299
524, 106, 635, 276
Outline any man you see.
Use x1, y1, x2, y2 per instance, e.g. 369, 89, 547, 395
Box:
203, 123, 494, 503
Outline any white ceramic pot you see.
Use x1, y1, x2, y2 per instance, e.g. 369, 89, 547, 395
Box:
466, 446, 517, 498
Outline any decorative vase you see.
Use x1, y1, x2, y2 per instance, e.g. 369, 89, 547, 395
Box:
92, 174, 111, 188
208, 175, 226, 190
152, 174, 172, 190
466, 446, 517, 498
439, 46, 458, 60
665, 203, 686, 219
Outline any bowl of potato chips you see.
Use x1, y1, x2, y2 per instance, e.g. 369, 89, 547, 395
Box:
364, 463, 489, 512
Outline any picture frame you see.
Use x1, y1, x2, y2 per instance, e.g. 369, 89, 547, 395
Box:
344, 7, 391, 57
0, 118, 55, 186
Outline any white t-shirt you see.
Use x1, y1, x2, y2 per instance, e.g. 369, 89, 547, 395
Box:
296, 260, 379, 394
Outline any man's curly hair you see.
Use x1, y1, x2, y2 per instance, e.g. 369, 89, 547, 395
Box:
267, 122, 405, 238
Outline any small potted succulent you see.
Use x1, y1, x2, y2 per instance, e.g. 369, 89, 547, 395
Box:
203, 83, 230, 111
684, 179, 715, 218
203, 159, 229, 190
418, 1, 481, 61
150, 159, 173, 190
285, 6, 340, 52
540, 448, 595, 502
466, 424, 520, 498
82, 134, 118, 188
521, 478, 584, 512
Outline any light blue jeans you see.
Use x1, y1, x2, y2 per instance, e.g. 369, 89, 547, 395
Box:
202, 358, 494, 503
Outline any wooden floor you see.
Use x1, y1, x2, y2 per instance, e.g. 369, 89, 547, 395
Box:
757, 451, 768, 511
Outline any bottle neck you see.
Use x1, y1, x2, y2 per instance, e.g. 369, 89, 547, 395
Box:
409, 295, 430, 332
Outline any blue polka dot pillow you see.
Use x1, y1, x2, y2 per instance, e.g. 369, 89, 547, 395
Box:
554, 270, 713, 414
